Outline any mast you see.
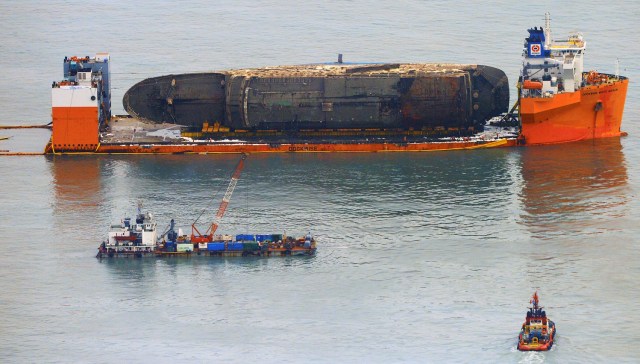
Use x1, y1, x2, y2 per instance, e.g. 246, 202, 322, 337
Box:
191, 154, 248, 243
543, 12, 552, 48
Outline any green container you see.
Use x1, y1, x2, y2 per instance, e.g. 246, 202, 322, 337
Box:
243, 242, 260, 252
177, 243, 193, 252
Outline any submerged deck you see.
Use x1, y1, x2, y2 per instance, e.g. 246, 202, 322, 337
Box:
58, 115, 519, 154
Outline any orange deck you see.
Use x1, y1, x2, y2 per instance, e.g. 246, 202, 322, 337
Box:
45, 138, 515, 154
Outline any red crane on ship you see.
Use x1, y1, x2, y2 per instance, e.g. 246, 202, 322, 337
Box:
191, 154, 247, 243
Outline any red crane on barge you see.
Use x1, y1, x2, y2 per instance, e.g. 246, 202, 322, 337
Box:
190, 154, 247, 243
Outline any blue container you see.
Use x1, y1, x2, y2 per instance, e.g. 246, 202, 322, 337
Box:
236, 234, 255, 241
207, 242, 225, 251
228, 242, 244, 251
165, 242, 176, 252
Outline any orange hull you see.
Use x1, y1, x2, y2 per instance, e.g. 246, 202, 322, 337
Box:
45, 138, 515, 154
51, 106, 99, 151
520, 78, 628, 145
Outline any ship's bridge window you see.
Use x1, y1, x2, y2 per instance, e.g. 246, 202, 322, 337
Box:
77, 71, 92, 85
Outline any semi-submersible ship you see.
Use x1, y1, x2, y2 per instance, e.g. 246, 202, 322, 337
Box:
43, 13, 627, 154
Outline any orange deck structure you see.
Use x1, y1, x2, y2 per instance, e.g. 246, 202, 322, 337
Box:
518, 13, 628, 145
51, 106, 99, 151
520, 75, 628, 145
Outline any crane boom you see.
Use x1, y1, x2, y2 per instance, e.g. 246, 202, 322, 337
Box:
191, 154, 247, 243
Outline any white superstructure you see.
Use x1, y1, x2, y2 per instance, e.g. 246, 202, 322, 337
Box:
521, 12, 586, 97
104, 211, 158, 254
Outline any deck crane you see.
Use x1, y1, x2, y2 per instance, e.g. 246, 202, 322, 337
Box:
191, 154, 247, 243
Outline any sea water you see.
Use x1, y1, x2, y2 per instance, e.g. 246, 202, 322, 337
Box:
1, 1, 639, 362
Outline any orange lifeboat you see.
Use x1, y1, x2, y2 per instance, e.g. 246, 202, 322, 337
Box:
522, 80, 543, 90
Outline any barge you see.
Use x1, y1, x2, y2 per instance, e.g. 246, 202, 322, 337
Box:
97, 211, 316, 258
97, 154, 316, 258
45, 55, 517, 154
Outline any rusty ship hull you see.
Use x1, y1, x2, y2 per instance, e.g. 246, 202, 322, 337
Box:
123, 63, 509, 132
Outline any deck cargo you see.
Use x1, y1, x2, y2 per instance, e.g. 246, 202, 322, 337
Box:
207, 242, 226, 251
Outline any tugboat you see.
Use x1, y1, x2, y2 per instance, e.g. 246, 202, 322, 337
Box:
517, 292, 556, 351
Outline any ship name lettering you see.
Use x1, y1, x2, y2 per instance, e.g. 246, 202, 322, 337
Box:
584, 88, 618, 97
289, 146, 318, 152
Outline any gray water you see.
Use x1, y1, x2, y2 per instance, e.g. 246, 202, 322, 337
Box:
1, 1, 640, 363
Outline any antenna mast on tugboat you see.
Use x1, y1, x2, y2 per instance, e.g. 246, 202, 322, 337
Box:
191, 154, 248, 243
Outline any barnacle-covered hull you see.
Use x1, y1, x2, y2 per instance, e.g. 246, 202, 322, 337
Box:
123, 63, 509, 131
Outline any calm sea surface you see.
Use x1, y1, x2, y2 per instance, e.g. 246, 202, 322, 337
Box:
1, 1, 639, 362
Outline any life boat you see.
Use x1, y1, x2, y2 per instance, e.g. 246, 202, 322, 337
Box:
522, 80, 543, 90
517, 292, 556, 351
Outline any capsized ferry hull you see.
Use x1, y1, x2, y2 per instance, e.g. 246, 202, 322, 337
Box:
520, 77, 628, 145
123, 64, 510, 130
